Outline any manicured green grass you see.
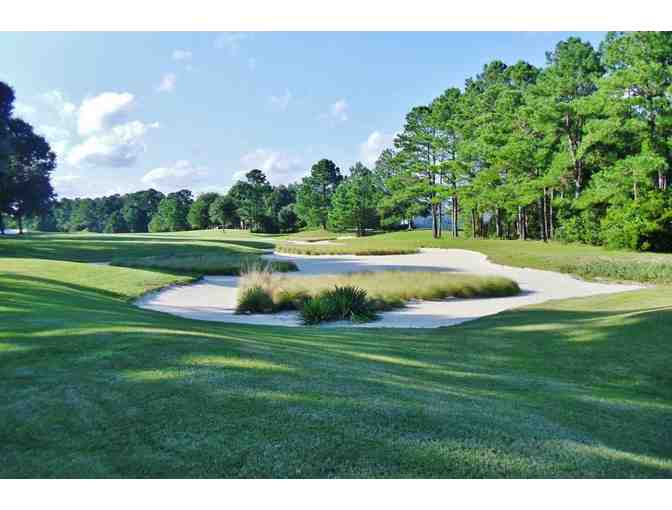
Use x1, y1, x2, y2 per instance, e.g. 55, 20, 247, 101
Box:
285, 229, 339, 242
112, 253, 298, 276
1, 230, 671, 477
0, 230, 275, 263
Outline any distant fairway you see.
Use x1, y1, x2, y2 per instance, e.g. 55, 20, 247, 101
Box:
1, 230, 671, 477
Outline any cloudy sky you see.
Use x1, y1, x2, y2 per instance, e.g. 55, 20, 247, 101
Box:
0, 31, 603, 198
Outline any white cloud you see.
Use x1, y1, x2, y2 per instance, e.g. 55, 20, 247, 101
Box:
141, 160, 209, 192
77, 92, 134, 136
172, 49, 192, 61
238, 149, 306, 185
214, 32, 249, 55
156, 73, 177, 93
329, 99, 349, 121
359, 131, 395, 166
269, 90, 292, 111
67, 120, 158, 168
52, 173, 80, 185
14, 101, 37, 118
36, 124, 71, 158
51, 173, 83, 198
40, 90, 76, 118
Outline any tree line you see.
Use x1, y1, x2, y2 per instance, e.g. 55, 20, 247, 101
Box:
3, 32, 672, 251
27, 171, 303, 235
374, 32, 672, 251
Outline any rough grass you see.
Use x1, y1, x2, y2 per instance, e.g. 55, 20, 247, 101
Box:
112, 253, 298, 276
236, 270, 520, 316
561, 258, 672, 284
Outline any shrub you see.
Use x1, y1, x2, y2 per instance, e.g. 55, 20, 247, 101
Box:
299, 295, 334, 325
299, 286, 378, 325
600, 195, 672, 252
237, 286, 275, 314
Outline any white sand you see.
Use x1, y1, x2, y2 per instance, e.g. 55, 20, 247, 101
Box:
136, 248, 642, 328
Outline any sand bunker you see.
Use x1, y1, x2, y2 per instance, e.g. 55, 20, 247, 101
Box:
136, 248, 642, 328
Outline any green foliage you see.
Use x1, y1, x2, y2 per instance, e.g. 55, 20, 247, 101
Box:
295, 159, 343, 229
103, 210, 129, 234
600, 194, 672, 251
328, 163, 380, 235
188, 192, 219, 230
147, 191, 192, 233
299, 286, 378, 325
556, 208, 603, 246
236, 286, 275, 314
208, 195, 239, 228
277, 204, 300, 232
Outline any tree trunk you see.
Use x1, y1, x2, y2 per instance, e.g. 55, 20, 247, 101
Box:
548, 189, 554, 240
471, 209, 477, 239
538, 197, 546, 242
518, 206, 526, 241
0, 213, 4, 235
431, 203, 441, 239
17, 215, 23, 235
658, 170, 668, 191
574, 160, 583, 199
452, 195, 459, 237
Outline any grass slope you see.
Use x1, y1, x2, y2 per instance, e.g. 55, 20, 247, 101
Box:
0, 230, 275, 263
1, 238, 672, 476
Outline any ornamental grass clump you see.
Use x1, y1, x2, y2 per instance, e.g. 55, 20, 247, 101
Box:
299, 286, 378, 325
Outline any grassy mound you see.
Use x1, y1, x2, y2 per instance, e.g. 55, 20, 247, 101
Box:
277, 242, 418, 256
111, 253, 298, 275
235, 269, 520, 323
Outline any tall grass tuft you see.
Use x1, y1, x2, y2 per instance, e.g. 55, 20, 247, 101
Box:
561, 259, 672, 284
234, 269, 520, 323
113, 253, 298, 276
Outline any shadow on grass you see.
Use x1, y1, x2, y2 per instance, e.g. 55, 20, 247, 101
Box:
1, 271, 671, 477
0, 233, 275, 262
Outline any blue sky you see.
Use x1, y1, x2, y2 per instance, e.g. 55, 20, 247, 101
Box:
0, 31, 604, 198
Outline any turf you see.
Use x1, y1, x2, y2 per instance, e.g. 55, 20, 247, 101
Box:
0, 230, 275, 263
1, 230, 671, 477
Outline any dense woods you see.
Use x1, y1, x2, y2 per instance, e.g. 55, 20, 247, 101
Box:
2, 32, 671, 251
